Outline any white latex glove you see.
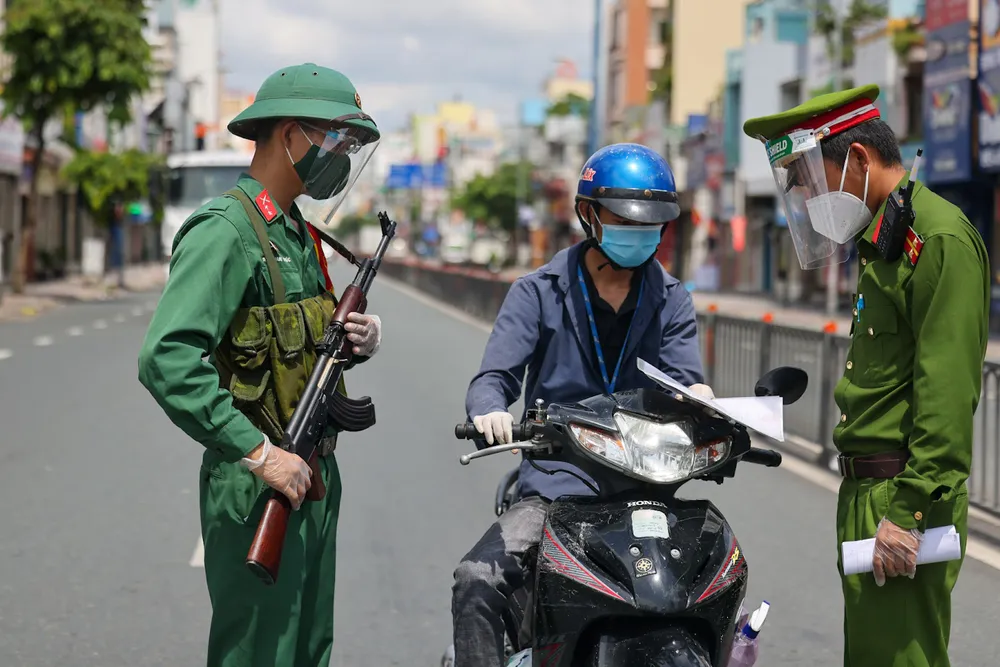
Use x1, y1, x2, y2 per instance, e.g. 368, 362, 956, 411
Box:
872, 517, 923, 587
240, 436, 312, 510
688, 383, 716, 400
472, 411, 515, 445
345, 312, 382, 357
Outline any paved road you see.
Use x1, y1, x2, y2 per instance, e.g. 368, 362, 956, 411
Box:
0, 261, 998, 666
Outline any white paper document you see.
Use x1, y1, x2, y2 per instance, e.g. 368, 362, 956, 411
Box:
636, 358, 785, 441
841, 525, 962, 576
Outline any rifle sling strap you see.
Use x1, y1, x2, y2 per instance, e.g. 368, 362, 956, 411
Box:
224, 187, 286, 304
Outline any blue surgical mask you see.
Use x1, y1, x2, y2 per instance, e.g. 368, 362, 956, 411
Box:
599, 224, 664, 267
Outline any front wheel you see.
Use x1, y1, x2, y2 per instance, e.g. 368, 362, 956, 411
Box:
585, 627, 713, 667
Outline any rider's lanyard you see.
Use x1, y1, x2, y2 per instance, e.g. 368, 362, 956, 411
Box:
577, 265, 645, 394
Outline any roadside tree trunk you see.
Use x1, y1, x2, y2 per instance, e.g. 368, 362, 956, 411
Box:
10, 125, 45, 294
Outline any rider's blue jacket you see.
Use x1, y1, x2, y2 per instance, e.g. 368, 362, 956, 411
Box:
465, 242, 705, 501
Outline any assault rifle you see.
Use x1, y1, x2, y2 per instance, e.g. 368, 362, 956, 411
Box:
246, 211, 397, 585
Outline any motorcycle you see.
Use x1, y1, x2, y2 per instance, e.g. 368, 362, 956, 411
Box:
442, 366, 808, 667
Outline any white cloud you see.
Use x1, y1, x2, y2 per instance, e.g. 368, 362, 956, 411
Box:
218, 0, 592, 131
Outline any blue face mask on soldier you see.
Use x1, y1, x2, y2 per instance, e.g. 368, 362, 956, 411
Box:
599, 224, 664, 268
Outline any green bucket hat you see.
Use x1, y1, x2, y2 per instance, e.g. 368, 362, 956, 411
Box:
228, 63, 380, 142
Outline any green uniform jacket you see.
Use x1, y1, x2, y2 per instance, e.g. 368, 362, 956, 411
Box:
138, 174, 339, 463
833, 178, 990, 532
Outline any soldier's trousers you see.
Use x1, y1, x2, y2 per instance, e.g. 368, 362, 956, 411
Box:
199, 454, 342, 667
837, 477, 968, 667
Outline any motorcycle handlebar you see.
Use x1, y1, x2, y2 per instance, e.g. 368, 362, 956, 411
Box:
742, 447, 782, 467
455, 422, 533, 442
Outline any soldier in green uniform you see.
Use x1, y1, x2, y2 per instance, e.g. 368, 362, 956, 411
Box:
138, 63, 384, 667
743, 85, 990, 666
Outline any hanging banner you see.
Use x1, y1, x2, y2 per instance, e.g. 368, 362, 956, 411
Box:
923, 0, 971, 184
978, 0, 1000, 170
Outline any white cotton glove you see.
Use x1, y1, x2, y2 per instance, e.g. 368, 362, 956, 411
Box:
688, 383, 716, 400
240, 436, 312, 510
472, 411, 515, 445
345, 312, 382, 357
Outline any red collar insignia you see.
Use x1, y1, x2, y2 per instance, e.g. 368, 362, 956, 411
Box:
255, 190, 278, 222
905, 227, 924, 266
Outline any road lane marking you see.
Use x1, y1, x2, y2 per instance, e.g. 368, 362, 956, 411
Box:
190, 536, 204, 568
114, 314, 126, 323
67, 326, 84, 337
0, 349, 11, 360
386, 277, 1000, 573
93, 319, 108, 330
131, 307, 144, 317
33, 335, 54, 347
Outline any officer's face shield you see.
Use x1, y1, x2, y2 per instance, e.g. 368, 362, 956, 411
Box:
766, 131, 851, 270
294, 118, 380, 223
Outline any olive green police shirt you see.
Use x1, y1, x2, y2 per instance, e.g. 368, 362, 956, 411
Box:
833, 178, 990, 532
138, 174, 332, 463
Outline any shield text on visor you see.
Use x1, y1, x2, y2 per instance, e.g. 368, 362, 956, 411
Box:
293, 120, 380, 225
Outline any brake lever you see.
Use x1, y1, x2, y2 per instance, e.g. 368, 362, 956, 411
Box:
459, 442, 549, 466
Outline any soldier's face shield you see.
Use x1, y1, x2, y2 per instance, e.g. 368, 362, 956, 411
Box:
294, 117, 380, 223
767, 131, 850, 270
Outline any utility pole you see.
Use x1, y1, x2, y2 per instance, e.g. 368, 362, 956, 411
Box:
588, 0, 603, 156
824, 1, 845, 315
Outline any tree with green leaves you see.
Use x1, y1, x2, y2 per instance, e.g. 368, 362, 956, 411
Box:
813, 0, 888, 90
1, 0, 152, 292
547, 93, 591, 118
451, 161, 535, 233
62, 149, 163, 224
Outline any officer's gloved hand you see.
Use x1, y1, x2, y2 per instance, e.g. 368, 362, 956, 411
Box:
688, 383, 716, 400
872, 517, 923, 586
473, 411, 515, 445
241, 437, 312, 510
345, 312, 382, 357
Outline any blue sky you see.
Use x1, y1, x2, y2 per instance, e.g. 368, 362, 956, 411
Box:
219, 0, 594, 132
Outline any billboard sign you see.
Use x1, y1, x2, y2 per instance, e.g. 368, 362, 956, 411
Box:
923, 0, 971, 184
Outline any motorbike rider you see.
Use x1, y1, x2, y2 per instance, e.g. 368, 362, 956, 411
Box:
452, 143, 713, 667
138, 63, 383, 667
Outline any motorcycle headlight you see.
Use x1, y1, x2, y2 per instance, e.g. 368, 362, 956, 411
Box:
569, 413, 730, 484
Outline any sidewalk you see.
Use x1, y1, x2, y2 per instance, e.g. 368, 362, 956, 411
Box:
0, 263, 166, 323
689, 290, 1000, 363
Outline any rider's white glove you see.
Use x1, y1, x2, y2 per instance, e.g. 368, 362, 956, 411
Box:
472, 411, 515, 445
345, 312, 382, 357
688, 383, 716, 400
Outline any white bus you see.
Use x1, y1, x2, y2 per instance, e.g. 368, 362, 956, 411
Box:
163, 150, 251, 270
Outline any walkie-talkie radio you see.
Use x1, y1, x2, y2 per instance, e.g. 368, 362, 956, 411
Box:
873, 149, 923, 264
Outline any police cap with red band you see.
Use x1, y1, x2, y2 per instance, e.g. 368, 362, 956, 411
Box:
742, 84, 881, 142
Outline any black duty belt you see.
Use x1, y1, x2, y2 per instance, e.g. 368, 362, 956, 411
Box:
837, 450, 909, 479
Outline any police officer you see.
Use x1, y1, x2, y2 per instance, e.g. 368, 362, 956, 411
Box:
743, 84, 989, 666
138, 63, 384, 667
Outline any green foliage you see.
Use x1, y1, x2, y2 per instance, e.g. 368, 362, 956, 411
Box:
336, 212, 377, 238
547, 93, 591, 118
62, 149, 164, 225
814, 0, 888, 69
891, 21, 923, 58
451, 162, 534, 232
1, 0, 152, 132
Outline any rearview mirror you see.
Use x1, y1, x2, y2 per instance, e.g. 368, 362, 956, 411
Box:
754, 366, 808, 405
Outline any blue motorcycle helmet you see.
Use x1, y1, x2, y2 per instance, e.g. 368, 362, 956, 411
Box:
575, 143, 680, 269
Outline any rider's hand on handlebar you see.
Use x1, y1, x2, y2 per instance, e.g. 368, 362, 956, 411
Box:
241, 437, 313, 510
472, 411, 515, 445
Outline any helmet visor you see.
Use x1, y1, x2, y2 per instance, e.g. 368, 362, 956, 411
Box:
594, 187, 680, 224
296, 119, 380, 223
767, 132, 849, 269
